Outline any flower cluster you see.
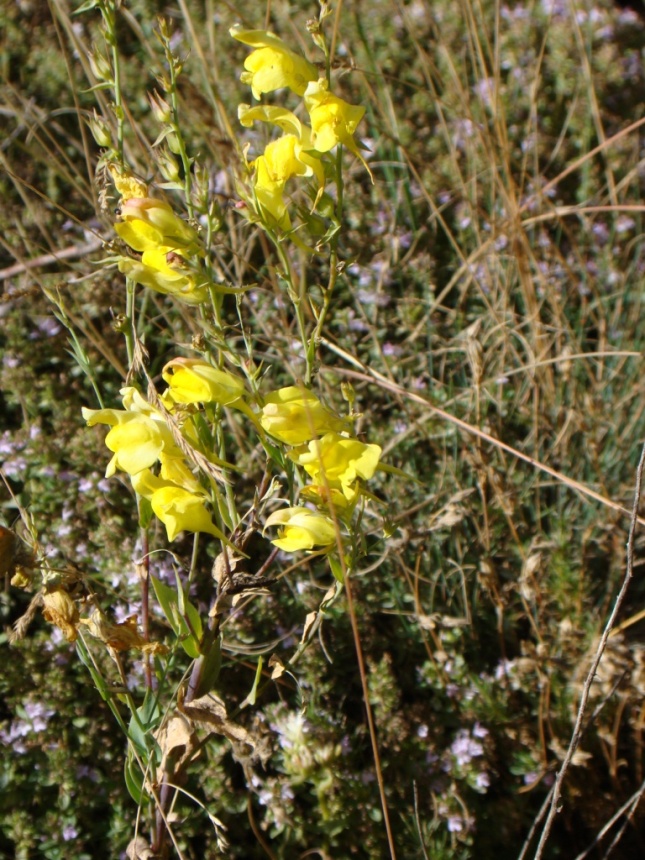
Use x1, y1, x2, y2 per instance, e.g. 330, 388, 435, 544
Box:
84, 373, 382, 558
110, 169, 209, 304
231, 25, 371, 230
82, 366, 248, 543
261, 386, 382, 553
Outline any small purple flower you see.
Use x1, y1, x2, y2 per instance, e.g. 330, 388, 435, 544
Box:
472, 77, 496, 110
62, 825, 79, 841
475, 771, 490, 791
382, 342, 402, 357
3, 354, 20, 369
447, 815, 464, 833
450, 729, 484, 766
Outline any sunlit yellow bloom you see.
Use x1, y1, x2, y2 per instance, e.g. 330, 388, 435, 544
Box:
264, 506, 337, 552
152, 486, 223, 542
118, 248, 208, 305
82, 387, 183, 477
238, 104, 311, 142
260, 386, 346, 445
115, 197, 201, 255
162, 358, 247, 406
131, 469, 225, 542
304, 79, 373, 180
253, 134, 325, 229
231, 25, 317, 99
289, 432, 382, 499
157, 455, 203, 495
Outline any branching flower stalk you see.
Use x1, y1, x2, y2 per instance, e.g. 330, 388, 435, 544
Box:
155, 18, 195, 218
9, 8, 387, 856
95, 0, 125, 164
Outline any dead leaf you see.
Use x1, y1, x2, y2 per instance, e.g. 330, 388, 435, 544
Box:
154, 713, 199, 774
179, 692, 270, 766
126, 836, 155, 859
268, 653, 286, 679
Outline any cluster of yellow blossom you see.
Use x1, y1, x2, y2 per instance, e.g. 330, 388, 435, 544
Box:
231, 26, 371, 230
260, 386, 382, 553
110, 169, 208, 305
82, 367, 245, 543
84, 369, 382, 557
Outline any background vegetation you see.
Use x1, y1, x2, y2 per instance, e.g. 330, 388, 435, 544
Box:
2, 0, 645, 857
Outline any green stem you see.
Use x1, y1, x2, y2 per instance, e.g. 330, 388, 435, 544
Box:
274, 239, 310, 382
124, 277, 136, 370
160, 26, 194, 217
306, 147, 345, 381
100, 0, 124, 164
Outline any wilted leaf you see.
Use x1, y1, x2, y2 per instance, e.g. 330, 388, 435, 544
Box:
179, 692, 270, 766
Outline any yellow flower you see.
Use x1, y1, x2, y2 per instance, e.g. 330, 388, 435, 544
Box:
115, 197, 201, 255
264, 507, 337, 552
238, 104, 312, 144
131, 469, 226, 543
304, 79, 373, 180
118, 249, 208, 305
252, 135, 325, 229
152, 486, 224, 542
238, 104, 325, 226
82, 387, 183, 477
231, 25, 317, 99
289, 432, 382, 499
162, 358, 247, 406
260, 386, 346, 445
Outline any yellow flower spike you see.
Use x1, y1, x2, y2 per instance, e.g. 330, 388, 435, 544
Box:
162, 358, 247, 406
304, 79, 373, 182
115, 197, 201, 254
118, 250, 209, 305
149, 486, 226, 543
260, 386, 347, 445
230, 25, 317, 99
289, 432, 382, 499
264, 507, 337, 552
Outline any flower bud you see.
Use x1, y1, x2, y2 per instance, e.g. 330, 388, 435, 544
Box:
162, 358, 247, 406
157, 148, 181, 183
87, 111, 112, 148
166, 132, 182, 155
148, 90, 173, 124
88, 47, 112, 82
264, 507, 337, 552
